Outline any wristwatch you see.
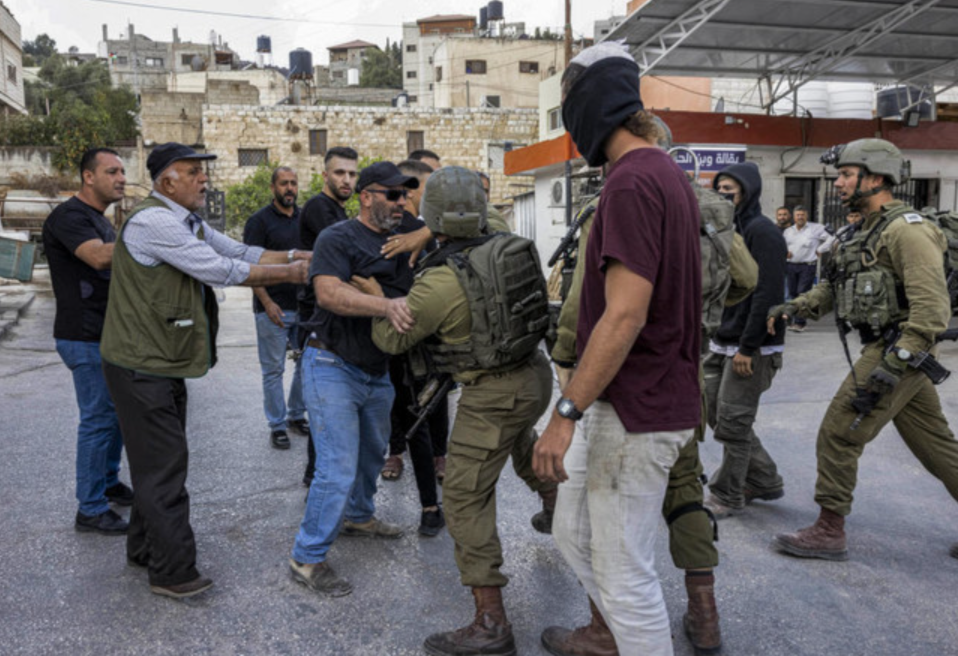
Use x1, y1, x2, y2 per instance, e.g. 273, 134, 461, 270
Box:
287, 249, 295, 263
556, 397, 583, 421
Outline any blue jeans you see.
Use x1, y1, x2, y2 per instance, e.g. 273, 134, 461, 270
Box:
254, 310, 306, 431
292, 347, 394, 564
55, 339, 123, 516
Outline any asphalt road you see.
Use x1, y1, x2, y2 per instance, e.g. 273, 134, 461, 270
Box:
1, 284, 956, 656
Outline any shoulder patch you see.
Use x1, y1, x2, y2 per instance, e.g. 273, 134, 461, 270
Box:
903, 212, 924, 224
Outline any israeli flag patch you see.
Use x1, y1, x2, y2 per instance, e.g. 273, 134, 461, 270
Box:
904, 213, 924, 224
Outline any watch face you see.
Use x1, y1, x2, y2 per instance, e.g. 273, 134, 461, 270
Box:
558, 399, 573, 415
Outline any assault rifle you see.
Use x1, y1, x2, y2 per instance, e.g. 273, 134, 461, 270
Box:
547, 200, 598, 268
404, 375, 455, 443
850, 326, 958, 430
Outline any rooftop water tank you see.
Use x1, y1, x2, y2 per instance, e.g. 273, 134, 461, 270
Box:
828, 82, 874, 120
487, 1, 504, 21
289, 48, 313, 80
256, 35, 272, 53
772, 81, 829, 117
480, 6, 488, 30
347, 68, 360, 86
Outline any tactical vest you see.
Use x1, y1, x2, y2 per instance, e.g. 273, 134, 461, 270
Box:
424, 233, 550, 374
924, 207, 958, 315
830, 204, 916, 336
100, 196, 217, 378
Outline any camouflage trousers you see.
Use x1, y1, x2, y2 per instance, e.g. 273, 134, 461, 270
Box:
815, 341, 958, 515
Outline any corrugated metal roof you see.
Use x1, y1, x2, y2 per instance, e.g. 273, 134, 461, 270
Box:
605, 0, 958, 108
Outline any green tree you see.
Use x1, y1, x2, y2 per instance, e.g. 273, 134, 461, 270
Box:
3, 54, 139, 171
22, 33, 57, 66
360, 44, 401, 88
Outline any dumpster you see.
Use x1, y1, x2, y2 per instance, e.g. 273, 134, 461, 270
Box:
0, 235, 36, 282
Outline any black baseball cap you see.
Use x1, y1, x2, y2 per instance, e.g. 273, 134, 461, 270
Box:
147, 142, 217, 180
356, 161, 420, 193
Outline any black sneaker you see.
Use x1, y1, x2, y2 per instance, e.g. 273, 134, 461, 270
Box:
288, 418, 311, 436
419, 507, 445, 537
105, 482, 134, 506
271, 429, 291, 450
75, 509, 128, 535
150, 575, 214, 599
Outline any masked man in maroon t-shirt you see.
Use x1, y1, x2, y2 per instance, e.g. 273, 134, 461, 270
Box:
533, 43, 703, 656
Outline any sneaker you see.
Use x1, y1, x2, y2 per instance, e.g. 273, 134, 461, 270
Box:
270, 429, 291, 450
104, 482, 134, 506
75, 509, 128, 535
703, 494, 743, 520
289, 559, 353, 597
787, 324, 806, 333
744, 486, 785, 505
288, 418, 310, 436
150, 575, 213, 599
419, 507, 445, 537
341, 517, 404, 540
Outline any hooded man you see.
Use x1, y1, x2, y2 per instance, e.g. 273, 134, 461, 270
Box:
705, 162, 789, 519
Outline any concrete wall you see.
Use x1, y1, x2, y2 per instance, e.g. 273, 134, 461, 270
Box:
0, 146, 145, 187
140, 90, 206, 145
434, 37, 563, 109
169, 70, 288, 106
201, 105, 538, 205
313, 87, 397, 105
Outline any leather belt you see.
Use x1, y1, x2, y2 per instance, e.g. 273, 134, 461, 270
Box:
306, 338, 332, 351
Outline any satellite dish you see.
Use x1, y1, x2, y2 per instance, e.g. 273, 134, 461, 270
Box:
191, 55, 208, 72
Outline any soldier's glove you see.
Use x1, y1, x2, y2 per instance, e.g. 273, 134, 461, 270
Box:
865, 354, 907, 397
767, 302, 799, 324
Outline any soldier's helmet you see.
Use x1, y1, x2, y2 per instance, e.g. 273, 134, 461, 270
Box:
420, 166, 488, 239
820, 138, 909, 185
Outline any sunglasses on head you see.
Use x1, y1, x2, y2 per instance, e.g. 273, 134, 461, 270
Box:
365, 188, 408, 201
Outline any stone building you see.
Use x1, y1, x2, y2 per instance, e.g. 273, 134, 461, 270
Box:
327, 40, 379, 87
0, 1, 25, 114
201, 105, 538, 205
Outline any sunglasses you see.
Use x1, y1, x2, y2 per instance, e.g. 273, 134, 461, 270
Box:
365, 188, 408, 201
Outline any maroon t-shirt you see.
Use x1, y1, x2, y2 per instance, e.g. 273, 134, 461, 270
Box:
576, 147, 702, 433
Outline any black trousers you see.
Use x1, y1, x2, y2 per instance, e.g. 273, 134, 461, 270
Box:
386, 357, 438, 508
102, 362, 199, 587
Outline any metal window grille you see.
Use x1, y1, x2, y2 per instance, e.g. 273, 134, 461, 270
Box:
238, 149, 268, 167
309, 130, 327, 156
407, 131, 425, 155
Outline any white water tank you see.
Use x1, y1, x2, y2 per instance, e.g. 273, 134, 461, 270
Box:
347, 68, 360, 86
828, 82, 874, 119
772, 81, 829, 117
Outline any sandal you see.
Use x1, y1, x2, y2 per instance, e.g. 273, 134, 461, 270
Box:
381, 454, 404, 481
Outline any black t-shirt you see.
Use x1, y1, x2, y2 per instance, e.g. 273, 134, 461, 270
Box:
308, 219, 412, 375
42, 196, 116, 342
299, 192, 348, 318
243, 202, 302, 313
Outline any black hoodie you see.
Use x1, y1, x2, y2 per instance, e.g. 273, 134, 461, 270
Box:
712, 162, 787, 355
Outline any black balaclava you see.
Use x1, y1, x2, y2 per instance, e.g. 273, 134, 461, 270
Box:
562, 49, 643, 168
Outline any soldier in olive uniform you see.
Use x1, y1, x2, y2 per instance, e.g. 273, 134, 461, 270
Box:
372, 167, 555, 656
769, 138, 958, 561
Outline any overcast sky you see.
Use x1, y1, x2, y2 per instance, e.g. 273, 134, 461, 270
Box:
11, 0, 627, 66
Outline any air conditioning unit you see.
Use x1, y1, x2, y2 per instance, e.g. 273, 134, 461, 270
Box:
481, 95, 501, 108
551, 178, 565, 207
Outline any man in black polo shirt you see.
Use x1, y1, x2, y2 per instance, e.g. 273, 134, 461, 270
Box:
298, 147, 359, 485
288, 161, 418, 596
42, 147, 134, 535
244, 166, 310, 450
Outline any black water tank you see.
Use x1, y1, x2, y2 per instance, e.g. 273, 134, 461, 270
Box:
256, 35, 272, 53
876, 86, 933, 120
487, 1, 504, 21
289, 48, 313, 80
480, 6, 488, 30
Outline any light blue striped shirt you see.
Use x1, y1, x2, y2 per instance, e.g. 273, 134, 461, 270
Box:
123, 192, 264, 286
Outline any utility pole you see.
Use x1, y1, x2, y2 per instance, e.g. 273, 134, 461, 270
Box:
564, 0, 573, 67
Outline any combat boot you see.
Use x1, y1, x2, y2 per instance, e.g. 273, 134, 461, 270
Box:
774, 507, 848, 561
424, 586, 516, 656
531, 486, 558, 534
684, 571, 722, 655
540, 597, 618, 656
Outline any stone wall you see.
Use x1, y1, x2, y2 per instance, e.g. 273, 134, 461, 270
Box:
207, 79, 260, 106
312, 87, 397, 106
202, 105, 539, 205
140, 90, 206, 145
0, 146, 145, 187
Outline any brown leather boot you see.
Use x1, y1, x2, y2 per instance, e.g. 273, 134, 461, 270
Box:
531, 486, 558, 534
684, 571, 722, 655
423, 586, 516, 656
775, 507, 848, 561
540, 597, 618, 656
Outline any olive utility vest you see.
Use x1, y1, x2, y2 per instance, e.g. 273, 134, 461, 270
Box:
828, 203, 917, 336
100, 196, 218, 378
